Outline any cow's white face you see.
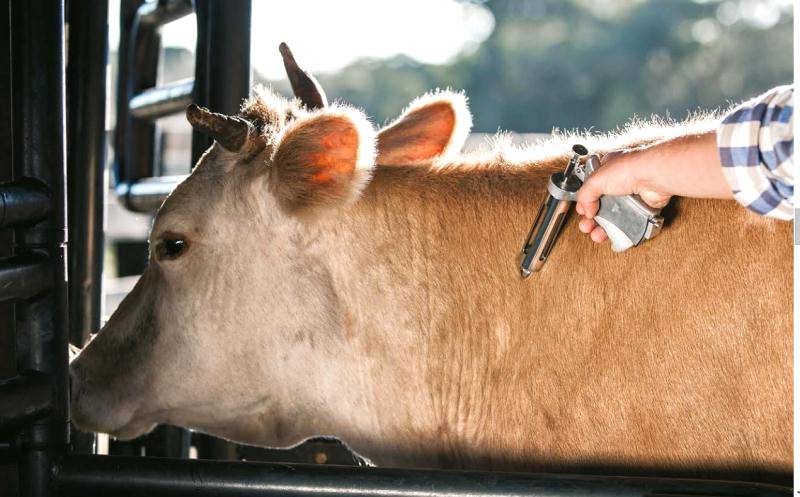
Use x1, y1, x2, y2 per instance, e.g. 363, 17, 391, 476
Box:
69, 51, 471, 445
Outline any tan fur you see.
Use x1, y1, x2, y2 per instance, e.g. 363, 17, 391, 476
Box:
322, 150, 791, 481
71, 88, 791, 485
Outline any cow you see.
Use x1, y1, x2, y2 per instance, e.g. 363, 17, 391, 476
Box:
70, 44, 791, 484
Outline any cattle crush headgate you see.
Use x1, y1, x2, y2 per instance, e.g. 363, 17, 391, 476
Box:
0, 0, 791, 496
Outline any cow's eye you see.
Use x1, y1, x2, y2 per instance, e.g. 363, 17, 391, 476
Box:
157, 238, 187, 261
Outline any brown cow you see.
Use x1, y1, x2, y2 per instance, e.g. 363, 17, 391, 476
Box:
70, 45, 791, 484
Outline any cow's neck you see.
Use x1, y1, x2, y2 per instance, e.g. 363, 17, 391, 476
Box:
315, 158, 563, 467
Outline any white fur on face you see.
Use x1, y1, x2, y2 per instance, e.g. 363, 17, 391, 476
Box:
70, 125, 382, 445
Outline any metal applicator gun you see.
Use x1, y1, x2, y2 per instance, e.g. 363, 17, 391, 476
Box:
519, 144, 664, 278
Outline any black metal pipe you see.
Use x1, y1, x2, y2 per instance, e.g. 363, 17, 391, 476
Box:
54, 455, 791, 497
0, 252, 51, 302
0, 180, 49, 228
66, 0, 108, 349
137, 0, 193, 27
113, 0, 145, 186
10, 1, 70, 496
130, 79, 194, 120
115, 175, 186, 213
0, 372, 54, 438
0, 441, 12, 464
115, 0, 194, 193
192, 0, 252, 164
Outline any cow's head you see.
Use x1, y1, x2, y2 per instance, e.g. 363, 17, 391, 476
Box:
70, 44, 472, 444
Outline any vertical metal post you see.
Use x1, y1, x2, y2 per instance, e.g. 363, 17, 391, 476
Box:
0, 4, 16, 494
191, 0, 252, 164
114, 0, 151, 185
66, 0, 108, 349
66, 0, 108, 456
10, 0, 70, 495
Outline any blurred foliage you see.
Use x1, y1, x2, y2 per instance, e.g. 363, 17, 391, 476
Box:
260, 0, 792, 133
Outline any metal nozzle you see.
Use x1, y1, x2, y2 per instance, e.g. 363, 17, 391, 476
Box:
519, 144, 588, 277
562, 144, 588, 181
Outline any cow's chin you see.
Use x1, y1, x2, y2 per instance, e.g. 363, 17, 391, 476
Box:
73, 414, 157, 441
72, 399, 157, 441
106, 418, 158, 441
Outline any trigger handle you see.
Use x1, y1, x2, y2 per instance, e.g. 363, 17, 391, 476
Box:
594, 215, 634, 252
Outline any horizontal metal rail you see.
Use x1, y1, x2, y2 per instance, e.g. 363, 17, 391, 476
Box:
0, 371, 54, 438
115, 175, 186, 213
0, 251, 51, 302
55, 455, 791, 497
0, 180, 49, 228
129, 79, 194, 120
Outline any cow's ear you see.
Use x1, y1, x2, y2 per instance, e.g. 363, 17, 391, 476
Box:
376, 90, 471, 165
270, 107, 376, 216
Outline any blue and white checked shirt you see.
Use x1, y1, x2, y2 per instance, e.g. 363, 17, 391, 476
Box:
717, 85, 794, 220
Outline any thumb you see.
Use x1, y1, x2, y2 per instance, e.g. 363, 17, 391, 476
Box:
575, 154, 634, 219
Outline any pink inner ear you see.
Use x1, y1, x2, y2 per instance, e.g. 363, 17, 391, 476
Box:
272, 113, 369, 214
308, 124, 358, 184
376, 102, 456, 165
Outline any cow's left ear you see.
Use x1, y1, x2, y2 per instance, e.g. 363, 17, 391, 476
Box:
376, 90, 472, 165
270, 107, 376, 216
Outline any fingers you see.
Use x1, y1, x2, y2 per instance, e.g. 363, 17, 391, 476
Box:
577, 200, 600, 219
578, 217, 595, 234
578, 216, 608, 244
590, 226, 608, 243
575, 151, 630, 243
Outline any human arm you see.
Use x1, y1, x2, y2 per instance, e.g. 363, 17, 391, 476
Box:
576, 86, 794, 243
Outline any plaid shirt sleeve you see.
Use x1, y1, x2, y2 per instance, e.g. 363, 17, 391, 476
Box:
717, 85, 794, 220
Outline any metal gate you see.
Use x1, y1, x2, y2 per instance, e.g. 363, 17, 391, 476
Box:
0, 0, 791, 495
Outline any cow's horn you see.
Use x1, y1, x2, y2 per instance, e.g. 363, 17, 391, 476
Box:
186, 104, 250, 152
279, 42, 328, 110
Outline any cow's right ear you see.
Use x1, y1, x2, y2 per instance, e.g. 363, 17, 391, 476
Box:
376, 90, 472, 165
270, 107, 376, 218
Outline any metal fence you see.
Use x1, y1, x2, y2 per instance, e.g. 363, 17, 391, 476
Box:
0, 0, 791, 495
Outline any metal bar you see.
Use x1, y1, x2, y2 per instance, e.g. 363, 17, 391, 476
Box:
192, 0, 252, 164
55, 455, 791, 497
115, 175, 186, 213
0, 252, 51, 303
114, 0, 193, 192
0, 372, 54, 438
66, 0, 108, 456
0, 181, 49, 228
137, 0, 193, 27
66, 0, 108, 349
0, 442, 12, 464
10, 1, 70, 496
130, 79, 194, 120
113, 0, 144, 186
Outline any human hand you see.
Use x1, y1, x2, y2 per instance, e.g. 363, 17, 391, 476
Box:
575, 131, 729, 244
575, 150, 672, 243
